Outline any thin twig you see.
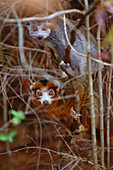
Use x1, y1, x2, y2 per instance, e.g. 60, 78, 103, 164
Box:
47, 149, 54, 170
63, 15, 76, 64
63, 15, 86, 60
84, 0, 98, 169
12, 8, 29, 68
61, 159, 76, 170
2, 72, 12, 170
107, 45, 113, 170
97, 24, 105, 168
91, 57, 113, 67
0, 42, 50, 54
0, 146, 106, 169
0, 9, 84, 23
77, 0, 100, 29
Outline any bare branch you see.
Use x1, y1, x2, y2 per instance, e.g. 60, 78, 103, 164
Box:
84, 0, 98, 169
12, 8, 29, 68
97, 24, 105, 168
107, 45, 113, 170
0, 9, 84, 23
77, 0, 100, 29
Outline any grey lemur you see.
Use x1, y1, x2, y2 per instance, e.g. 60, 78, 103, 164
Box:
27, 17, 98, 75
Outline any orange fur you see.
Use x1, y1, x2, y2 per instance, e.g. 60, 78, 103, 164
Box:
31, 81, 60, 108
48, 23, 56, 30
30, 77, 99, 136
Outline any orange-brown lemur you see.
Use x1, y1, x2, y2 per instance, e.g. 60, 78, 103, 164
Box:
30, 77, 99, 136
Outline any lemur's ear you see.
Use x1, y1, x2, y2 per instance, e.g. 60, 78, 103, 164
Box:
30, 83, 35, 91
25, 21, 32, 27
52, 80, 60, 88
48, 22, 56, 30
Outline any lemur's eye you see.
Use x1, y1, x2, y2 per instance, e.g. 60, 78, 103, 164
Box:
33, 27, 38, 32
48, 89, 55, 97
42, 26, 47, 31
36, 89, 42, 98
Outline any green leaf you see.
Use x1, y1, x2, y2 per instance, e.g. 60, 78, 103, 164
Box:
8, 130, 18, 143
10, 109, 18, 117
12, 117, 21, 125
10, 109, 26, 121
16, 110, 26, 120
0, 133, 8, 142
0, 131, 18, 143
9, 130, 18, 137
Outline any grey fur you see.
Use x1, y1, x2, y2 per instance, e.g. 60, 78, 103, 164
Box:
27, 17, 98, 75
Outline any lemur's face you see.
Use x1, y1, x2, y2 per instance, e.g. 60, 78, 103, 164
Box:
30, 80, 60, 107
27, 21, 55, 39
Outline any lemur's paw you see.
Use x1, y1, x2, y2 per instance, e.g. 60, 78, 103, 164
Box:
59, 60, 70, 67
73, 123, 89, 134
70, 107, 81, 120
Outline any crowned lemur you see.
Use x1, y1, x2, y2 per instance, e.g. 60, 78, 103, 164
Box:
27, 17, 98, 75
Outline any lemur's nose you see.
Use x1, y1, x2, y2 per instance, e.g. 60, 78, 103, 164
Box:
37, 35, 43, 40
43, 100, 49, 106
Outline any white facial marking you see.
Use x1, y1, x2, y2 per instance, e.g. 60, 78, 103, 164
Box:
27, 21, 52, 39
36, 88, 55, 106
41, 91, 51, 105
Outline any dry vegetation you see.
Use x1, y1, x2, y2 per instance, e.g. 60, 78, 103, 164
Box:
0, 0, 113, 170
